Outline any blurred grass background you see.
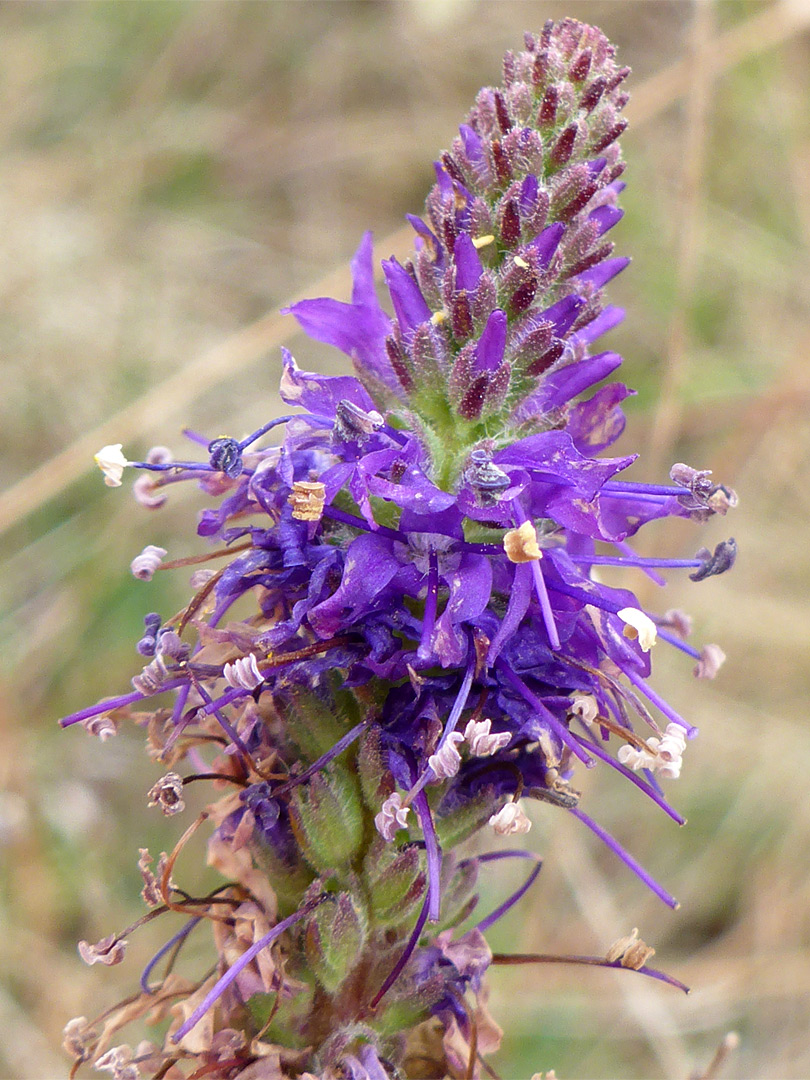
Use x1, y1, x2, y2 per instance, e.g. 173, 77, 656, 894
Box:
1, 1, 809, 1077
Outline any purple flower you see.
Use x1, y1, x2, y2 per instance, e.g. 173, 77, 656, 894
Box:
67, 21, 735, 1079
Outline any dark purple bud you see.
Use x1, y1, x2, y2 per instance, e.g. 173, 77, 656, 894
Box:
451, 291, 474, 340
459, 375, 489, 420
491, 139, 512, 185
385, 335, 414, 393
474, 309, 507, 373
453, 232, 483, 291
509, 278, 537, 316
208, 437, 243, 479
494, 90, 513, 132
465, 449, 511, 507
558, 178, 599, 222
532, 49, 550, 86
581, 75, 607, 113
591, 119, 628, 155
526, 338, 564, 376
570, 49, 592, 83
539, 84, 558, 126
499, 198, 521, 246
605, 66, 631, 94
563, 241, 614, 280
550, 124, 578, 168
441, 151, 467, 187
540, 19, 553, 48
689, 539, 737, 582
442, 215, 457, 251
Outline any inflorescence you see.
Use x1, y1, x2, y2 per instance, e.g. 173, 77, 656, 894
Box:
66, 21, 735, 1080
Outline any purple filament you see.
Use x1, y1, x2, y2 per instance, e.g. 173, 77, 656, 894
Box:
140, 917, 202, 993
568, 805, 679, 909
59, 683, 185, 728
474, 851, 543, 934
623, 668, 698, 739
413, 789, 443, 923
369, 893, 430, 1011
272, 718, 371, 797
171, 901, 316, 1043
656, 627, 701, 660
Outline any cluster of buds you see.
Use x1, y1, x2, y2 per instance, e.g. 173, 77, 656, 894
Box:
65, 20, 733, 1080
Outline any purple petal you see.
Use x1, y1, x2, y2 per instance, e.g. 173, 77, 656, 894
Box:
570, 304, 624, 347
432, 554, 493, 667
520, 174, 539, 216
453, 233, 483, 292
487, 562, 533, 664
567, 382, 632, 453
382, 257, 432, 336
278, 348, 376, 416
575, 256, 630, 289
588, 205, 624, 236
459, 123, 485, 169
538, 350, 623, 411
474, 309, 507, 374
283, 233, 398, 394
529, 222, 565, 268
535, 294, 584, 336
307, 533, 400, 638
407, 214, 444, 266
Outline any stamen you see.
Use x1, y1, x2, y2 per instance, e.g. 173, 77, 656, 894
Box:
623, 669, 698, 739
140, 916, 202, 993
473, 850, 542, 933
171, 899, 320, 1042
568, 805, 679, 909
369, 893, 430, 1010
413, 789, 443, 922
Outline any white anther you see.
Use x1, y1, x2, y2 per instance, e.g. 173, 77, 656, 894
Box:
374, 792, 410, 842
464, 718, 511, 757
94, 444, 130, 487
472, 234, 495, 249
617, 607, 657, 652
223, 653, 264, 691
428, 731, 465, 779
617, 723, 687, 779
489, 801, 532, 836
130, 545, 168, 581
568, 693, 599, 725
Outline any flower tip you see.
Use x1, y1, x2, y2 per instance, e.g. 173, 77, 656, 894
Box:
94, 443, 130, 487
